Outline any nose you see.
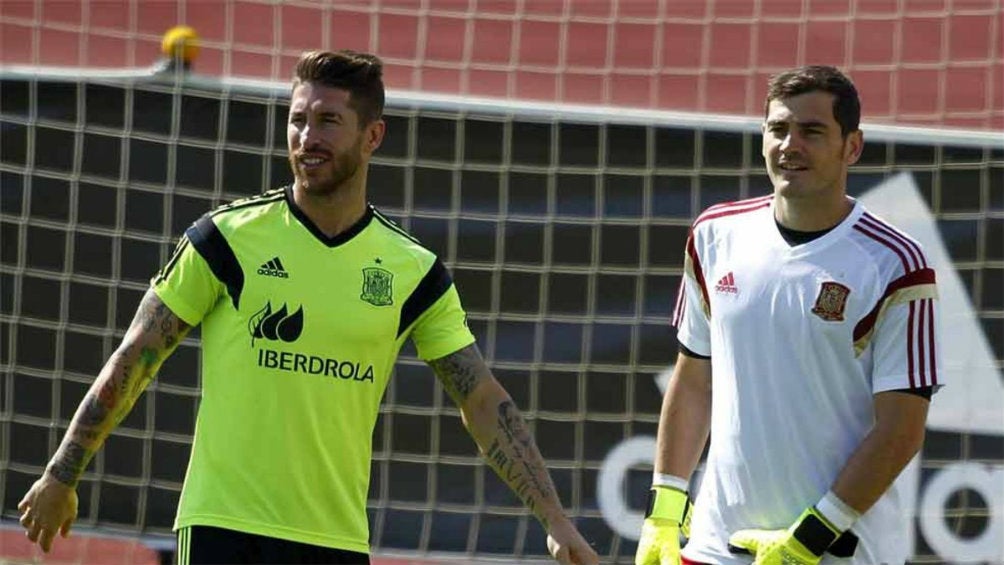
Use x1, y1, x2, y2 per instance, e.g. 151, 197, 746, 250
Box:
298, 123, 315, 146
779, 131, 801, 154
299, 131, 328, 157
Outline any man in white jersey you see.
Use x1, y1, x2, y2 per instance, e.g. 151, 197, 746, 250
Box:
635, 66, 941, 565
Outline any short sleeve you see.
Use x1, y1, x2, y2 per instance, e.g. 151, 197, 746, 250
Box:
151, 233, 222, 327
398, 259, 476, 361
673, 233, 712, 356
409, 284, 476, 361
870, 292, 943, 394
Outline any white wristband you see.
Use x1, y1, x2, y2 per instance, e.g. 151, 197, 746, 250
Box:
815, 491, 860, 532
652, 472, 689, 491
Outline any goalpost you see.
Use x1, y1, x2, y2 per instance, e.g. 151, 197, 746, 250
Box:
2, 1, 1003, 560
1, 61, 1001, 563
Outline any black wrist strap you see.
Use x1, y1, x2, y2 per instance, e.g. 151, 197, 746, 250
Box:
827, 530, 859, 558
644, 486, 690, 522
792, 512, 839, 557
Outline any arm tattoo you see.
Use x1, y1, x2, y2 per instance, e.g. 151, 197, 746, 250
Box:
484, 400, 556, 529
49, 290, 191, 486
78, 386, 113, 427
430, 345, 561, 528
428, 344, 486, 403
138, 291, 190, 348
47, 441, 89, 487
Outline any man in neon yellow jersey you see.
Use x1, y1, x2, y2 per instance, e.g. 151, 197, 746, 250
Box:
19, 49, 599, 565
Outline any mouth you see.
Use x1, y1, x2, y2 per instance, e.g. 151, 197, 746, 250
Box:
777, 162, 808, 174
297, 154, 329, 170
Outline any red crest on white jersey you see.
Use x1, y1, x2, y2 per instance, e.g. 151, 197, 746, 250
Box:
811, 281, 851, 321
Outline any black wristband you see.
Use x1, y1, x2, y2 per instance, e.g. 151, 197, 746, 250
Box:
791, 512, 839, 556
644, 486, 690, 522
828, 529, 859, 557
644, 488, 657, 518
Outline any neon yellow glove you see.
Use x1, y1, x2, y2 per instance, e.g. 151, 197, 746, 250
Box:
634, 485, 692, 565
727, 506, 856, 565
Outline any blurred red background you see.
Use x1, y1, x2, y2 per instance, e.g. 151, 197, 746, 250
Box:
2, 0, 1001, 129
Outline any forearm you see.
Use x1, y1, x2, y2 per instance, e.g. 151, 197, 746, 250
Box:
828, 391, 928, 514
428, 344, 568, 529
830, 422, 925, 514
654, 355, 712, 480
463, 381, 565, 529
47, 290, 189, 487
47, 347, 156, 486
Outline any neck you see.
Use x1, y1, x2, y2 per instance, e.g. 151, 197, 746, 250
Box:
292, 175, 368, 238
774, 191, 853, 232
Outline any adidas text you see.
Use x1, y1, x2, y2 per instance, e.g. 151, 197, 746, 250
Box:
258, 257, 289, 278
257, 268, 289, 278
715, 271, 738, 294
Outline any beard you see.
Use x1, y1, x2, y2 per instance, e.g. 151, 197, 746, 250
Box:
290, 137, 364, 196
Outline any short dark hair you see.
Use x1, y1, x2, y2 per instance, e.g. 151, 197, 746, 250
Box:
293, 50, 385, 126
764, 65, 860, 137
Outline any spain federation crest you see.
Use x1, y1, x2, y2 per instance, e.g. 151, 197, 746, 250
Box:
361, 267, 394, 306
811, 281, 851, 322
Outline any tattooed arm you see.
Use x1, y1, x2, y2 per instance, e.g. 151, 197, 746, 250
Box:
428, 344, 598, 564
19, 289, 191, 552
48, 289, 190, 485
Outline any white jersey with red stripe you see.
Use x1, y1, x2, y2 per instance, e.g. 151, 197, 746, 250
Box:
674, 196, 942, 565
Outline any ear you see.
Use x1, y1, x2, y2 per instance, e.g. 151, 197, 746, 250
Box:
364, 119, 385, 156
844, 129, 864, 165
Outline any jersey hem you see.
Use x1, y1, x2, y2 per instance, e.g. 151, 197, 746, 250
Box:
174, 514, 369, 554
872, 373, 945, 395
152, 284, 205, 327
418, 334, 477, 361
675, 330, 711, 358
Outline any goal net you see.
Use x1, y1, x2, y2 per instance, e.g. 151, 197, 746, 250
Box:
1, 62, 1001, 564
2, 1, 1003, 561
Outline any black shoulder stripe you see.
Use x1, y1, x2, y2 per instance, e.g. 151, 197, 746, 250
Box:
154, 236, 190, 285
185, 215, 245, 310
210, 190, 285, 218
372, 208, 421, 245
398, 259, 453, 337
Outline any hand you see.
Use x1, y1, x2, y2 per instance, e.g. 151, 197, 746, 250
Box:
546, 517, 600, 565
18, 472, 79, 553
728, 507, 842, 565
635, 517, 684, 565
635, 486, 691, 565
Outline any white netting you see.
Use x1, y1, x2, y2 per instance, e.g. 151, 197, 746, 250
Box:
1, 4, 1002, 564
1, 65, 1001, 564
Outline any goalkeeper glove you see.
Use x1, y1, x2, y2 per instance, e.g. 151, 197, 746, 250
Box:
727, 506, 859, 565
634, 485, 692, 565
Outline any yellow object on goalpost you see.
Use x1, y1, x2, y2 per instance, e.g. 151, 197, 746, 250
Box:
161, 25, 200, 64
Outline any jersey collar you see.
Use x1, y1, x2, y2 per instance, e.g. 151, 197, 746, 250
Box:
284, 184, 375, 247
768, 198, 864, 257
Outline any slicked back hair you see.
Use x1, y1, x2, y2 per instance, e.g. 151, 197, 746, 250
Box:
293, 50, 385, 127
765, 65, 861, 137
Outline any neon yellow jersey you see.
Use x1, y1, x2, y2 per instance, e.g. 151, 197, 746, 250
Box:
152, 186, 475, 553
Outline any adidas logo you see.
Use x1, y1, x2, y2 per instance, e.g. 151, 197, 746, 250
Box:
714, 271, 737, 294
257, 256, 289, 278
